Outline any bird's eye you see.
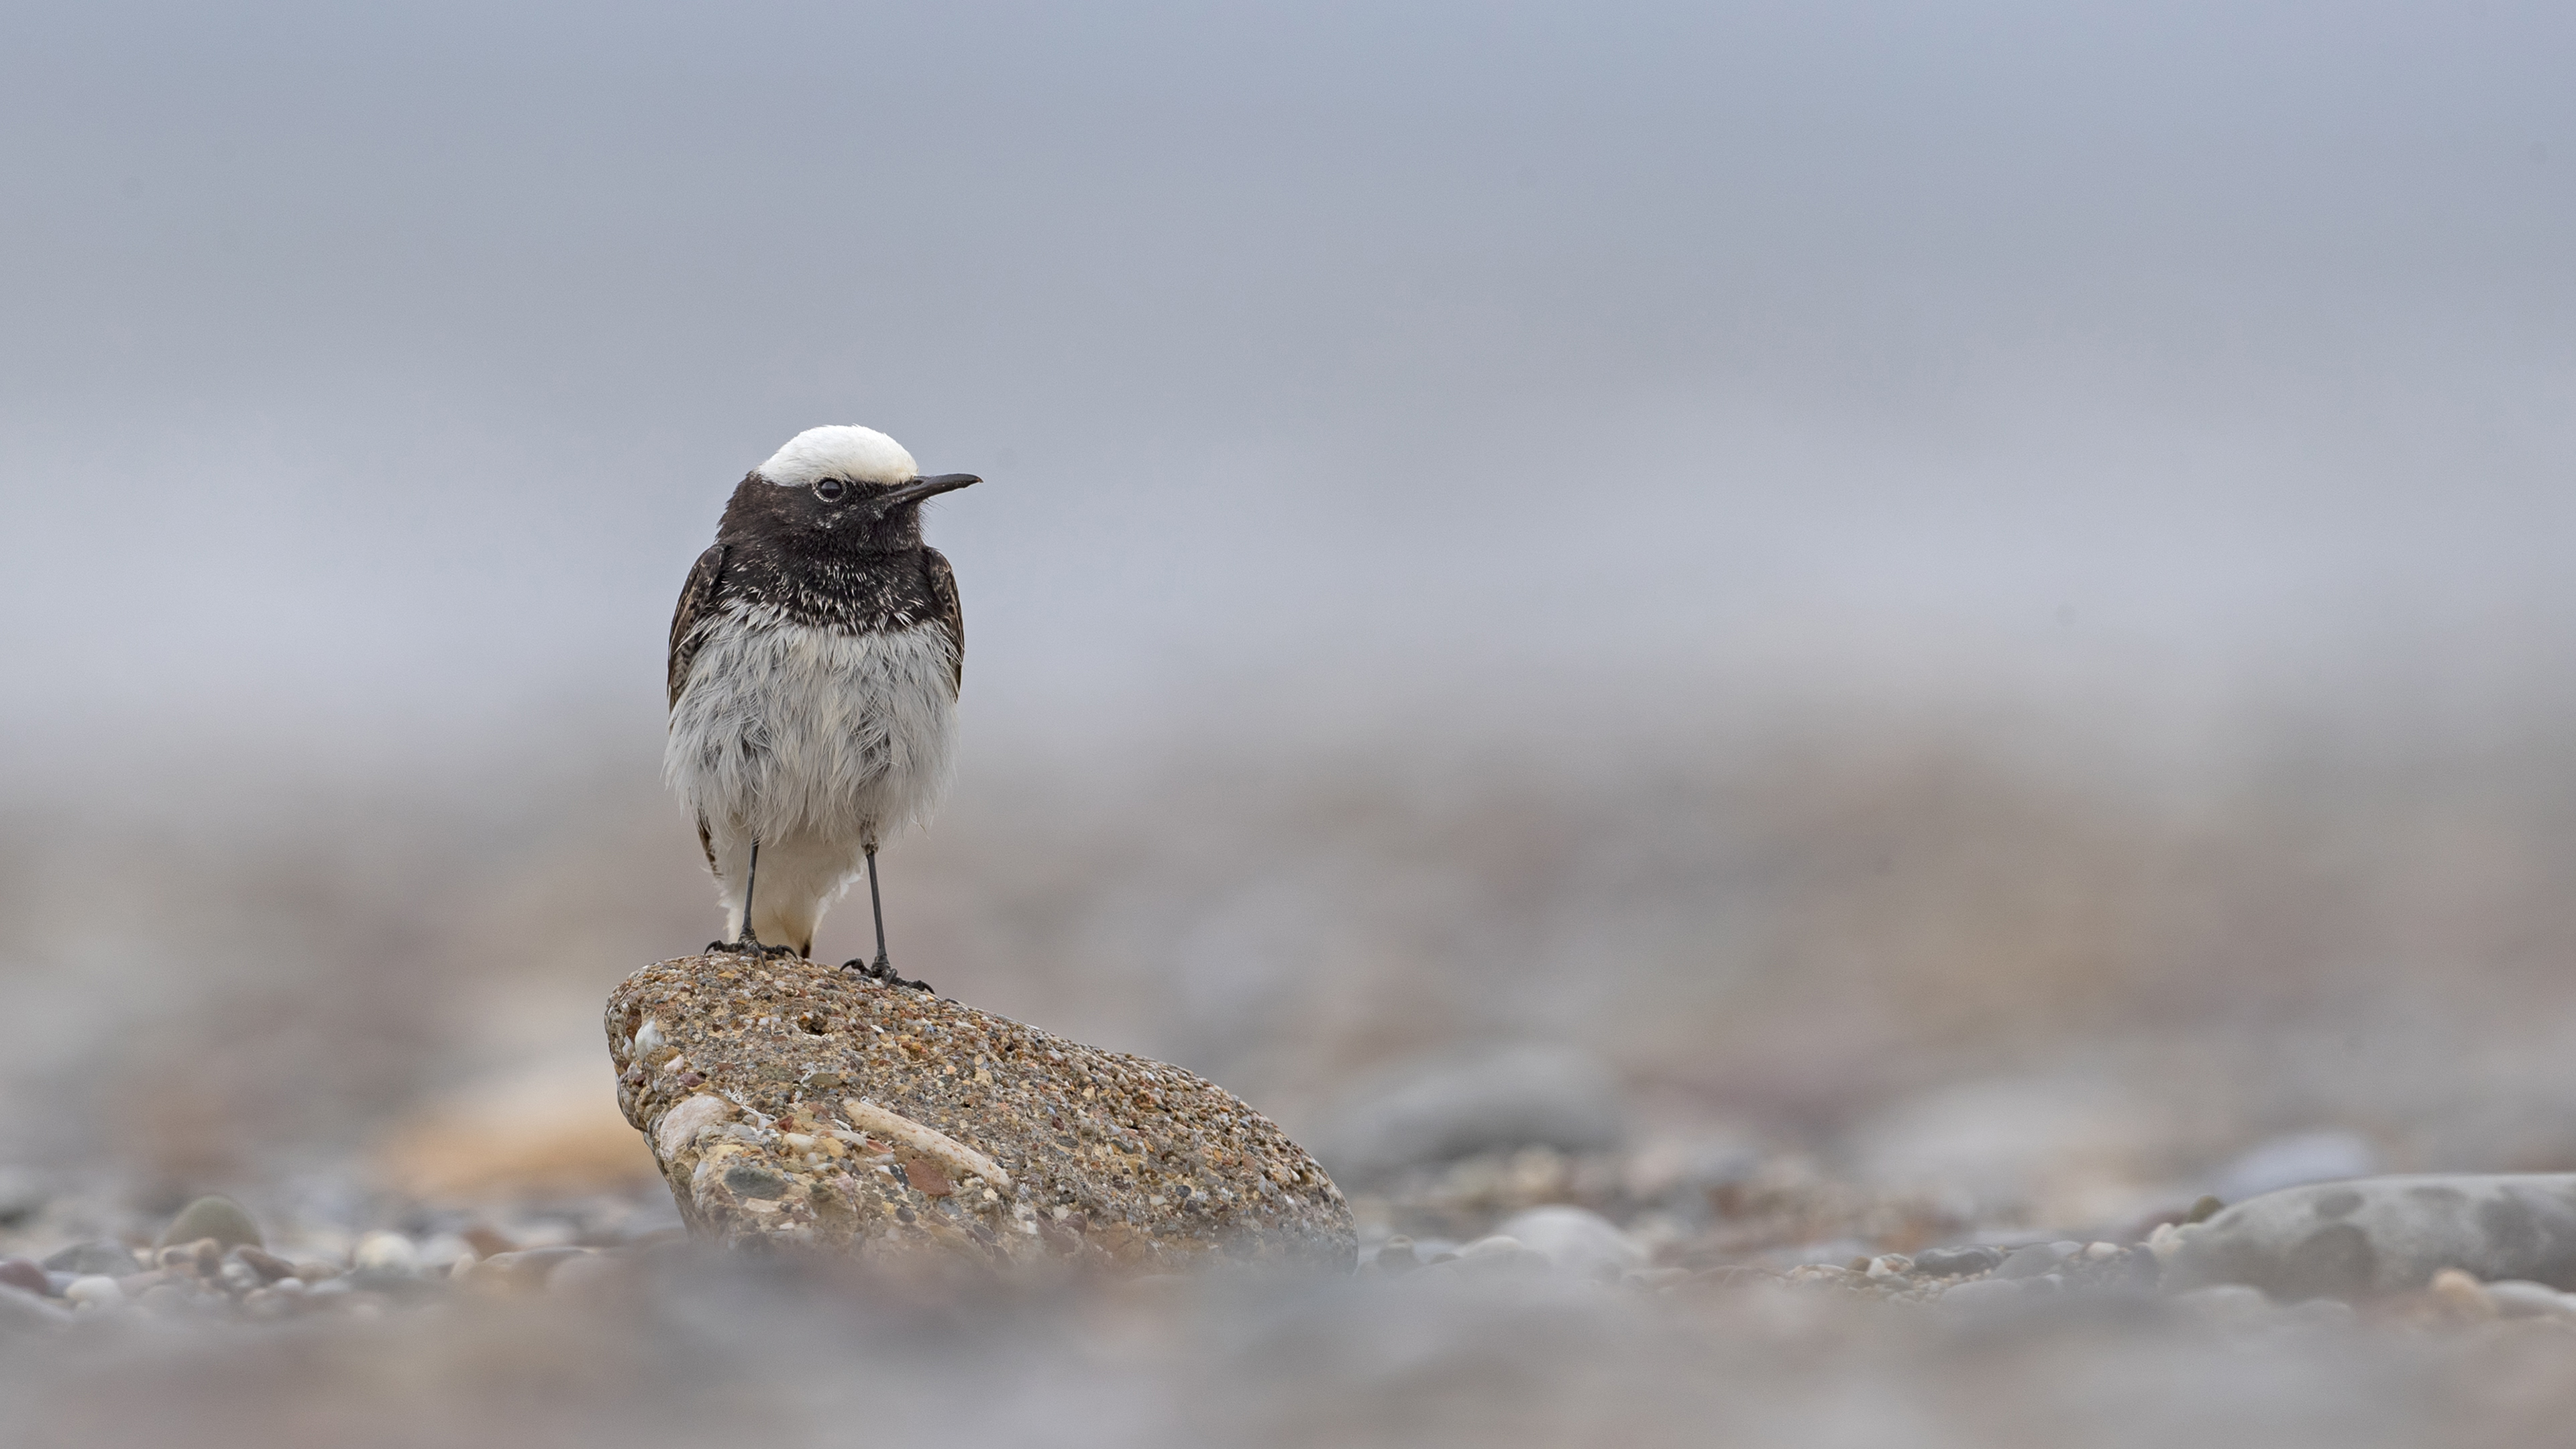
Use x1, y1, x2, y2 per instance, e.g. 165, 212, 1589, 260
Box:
814, 478, 847, 502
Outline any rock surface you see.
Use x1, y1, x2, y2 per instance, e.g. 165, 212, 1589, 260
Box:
2159, 1173, 2576, 1299
606, 953, 1354, 1271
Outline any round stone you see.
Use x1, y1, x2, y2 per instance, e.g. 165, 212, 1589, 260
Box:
156, 1195, 263, 1252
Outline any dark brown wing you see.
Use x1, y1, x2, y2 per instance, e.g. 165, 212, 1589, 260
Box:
669, 543, 727, 708
924, 545, 964, 696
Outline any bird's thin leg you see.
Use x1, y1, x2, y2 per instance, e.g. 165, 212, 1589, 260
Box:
865, 843, 889, 974
711, 839, 773, 955
846, 844, 932, 992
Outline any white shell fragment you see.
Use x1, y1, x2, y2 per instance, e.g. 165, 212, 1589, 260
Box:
840, 1097, 1013, 1193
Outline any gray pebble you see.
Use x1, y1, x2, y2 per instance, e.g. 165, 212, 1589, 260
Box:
1912, 1246, 2005, 1278
2163, 1173, 2576, 1299
156, 1195, 262, 1252
42, 1242, 140, 1277
2484, 1280, 2576, 1320
1996, 1244, 2073, 1279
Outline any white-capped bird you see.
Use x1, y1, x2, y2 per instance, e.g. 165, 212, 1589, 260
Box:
664, 425, 977, 987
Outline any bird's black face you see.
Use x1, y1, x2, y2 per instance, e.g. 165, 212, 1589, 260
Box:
791, 472, 980, 551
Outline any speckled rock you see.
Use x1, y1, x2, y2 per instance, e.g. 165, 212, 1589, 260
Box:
2157, 1173, 2576, 1300
606, 953, 1355, 1272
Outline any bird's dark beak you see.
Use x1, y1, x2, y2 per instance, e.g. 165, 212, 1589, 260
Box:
875, 473, 980, 510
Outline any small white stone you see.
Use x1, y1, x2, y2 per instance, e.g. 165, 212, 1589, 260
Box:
64, 1276, 123, 1307
1866, 1254, 1913, 1279
417, 1234, 475, 1270
1497, 1206, 1646, 1277
2484, 1279, 2576, 1320
2172, 1283, 2279, 1326
2083, 1241, 2122, 1260
353, 1232, 421, 1278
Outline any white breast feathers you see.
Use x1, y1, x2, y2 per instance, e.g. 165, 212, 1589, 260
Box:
665, 613, 959, 849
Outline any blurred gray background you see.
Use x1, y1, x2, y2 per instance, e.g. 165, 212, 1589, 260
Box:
5, 0, 2576, 1210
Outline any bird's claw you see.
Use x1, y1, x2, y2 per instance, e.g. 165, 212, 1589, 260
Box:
845, 955, 934, 993
710, 931, 798, 960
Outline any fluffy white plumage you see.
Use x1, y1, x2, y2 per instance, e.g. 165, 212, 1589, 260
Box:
755, 425, 918, 489
665, 605, 959, 951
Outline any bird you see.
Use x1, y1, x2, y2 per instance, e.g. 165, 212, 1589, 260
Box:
663, 425, 977, 987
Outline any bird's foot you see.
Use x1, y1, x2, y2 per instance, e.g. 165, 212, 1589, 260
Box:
709, 930, 798, 960
846, 953, 934, 993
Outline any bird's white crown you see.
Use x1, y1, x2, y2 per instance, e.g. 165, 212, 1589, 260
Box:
755, 425, 918, 488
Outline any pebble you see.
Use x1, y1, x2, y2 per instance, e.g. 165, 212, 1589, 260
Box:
1496, 1205, 1646, 1278
0, 1258, 46, 1296
1865, 1254, 1913, 1279
43, 1242, 140, 1277
2484, 1279, 2576, 1320
234, 1246, 298, 1283
460, 1246, 594, 1293
63, 1275, 123, 1308
352, 1232, 421, 1281
1996, 1243, 2074, 1279
156, 1195, 263, 1252
2430, 1268, 2498, 1321
1912, 1245, 2005, 1278
2214, 1131, 2377, 1205
1427, 1234, 1552, 1277
2161, 1173, 2576, 1299
1369, 1236, 1421, 1273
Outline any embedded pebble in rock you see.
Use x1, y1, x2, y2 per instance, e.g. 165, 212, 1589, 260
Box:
0, 1258, 45, 1296
1496, 1205, 1644, 1277
156, 1195, 262, 1251
43, 1242, 140, 1277
2159, 1174, 2576, 1300
608, 953, 1354, 1271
